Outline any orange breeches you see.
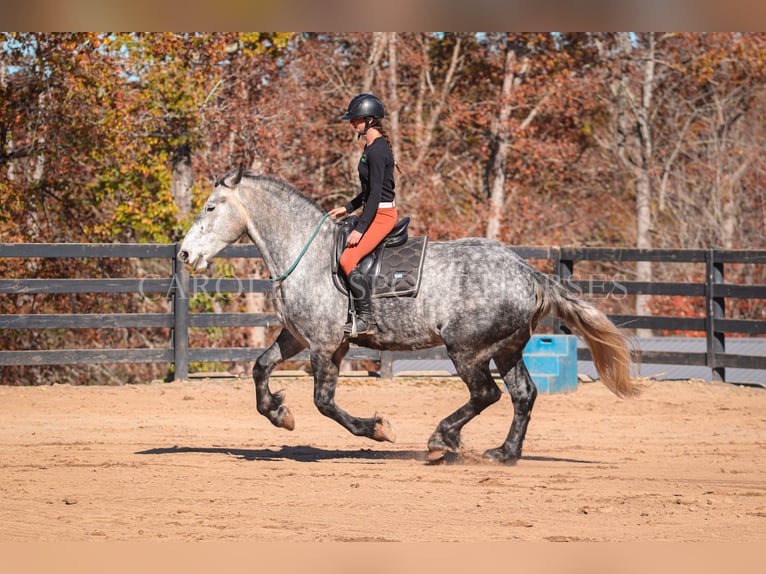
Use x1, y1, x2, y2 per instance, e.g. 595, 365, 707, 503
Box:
339, 208, 398, 276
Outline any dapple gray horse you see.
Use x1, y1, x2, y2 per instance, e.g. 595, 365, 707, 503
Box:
179, 166, 635, 464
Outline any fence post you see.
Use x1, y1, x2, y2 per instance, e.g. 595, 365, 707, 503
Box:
705, 249, 725, 382
553, 247, 573, 335
172, 245, 190, 381
379, 350, 394, 380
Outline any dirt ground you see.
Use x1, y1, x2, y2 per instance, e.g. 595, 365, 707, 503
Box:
1, 374, 764, 542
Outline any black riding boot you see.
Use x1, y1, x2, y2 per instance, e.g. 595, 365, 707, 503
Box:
343, 267, 376, 335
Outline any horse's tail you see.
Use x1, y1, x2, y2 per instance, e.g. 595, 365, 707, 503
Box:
532, 272, 637, 398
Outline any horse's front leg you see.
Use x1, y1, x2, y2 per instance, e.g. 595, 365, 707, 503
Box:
311, 345, 396, 443
252, 328, 306, 430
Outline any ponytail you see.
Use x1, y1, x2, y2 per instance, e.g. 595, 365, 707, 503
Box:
368, 119, 403, 175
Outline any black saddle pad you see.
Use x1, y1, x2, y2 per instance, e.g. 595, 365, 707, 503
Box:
370, 236, 428, 298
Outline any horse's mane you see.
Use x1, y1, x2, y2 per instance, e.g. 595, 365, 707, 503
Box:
241, 172, 324, 214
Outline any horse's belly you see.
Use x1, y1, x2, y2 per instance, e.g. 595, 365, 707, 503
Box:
371, 297, 444, 349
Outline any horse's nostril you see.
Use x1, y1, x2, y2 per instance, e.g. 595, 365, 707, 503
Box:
179, 250, 189, 262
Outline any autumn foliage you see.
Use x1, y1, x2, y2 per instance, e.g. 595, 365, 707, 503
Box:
2, 32, 765, 383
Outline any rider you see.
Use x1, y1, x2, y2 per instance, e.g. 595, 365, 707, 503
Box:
329, 93, 398, 335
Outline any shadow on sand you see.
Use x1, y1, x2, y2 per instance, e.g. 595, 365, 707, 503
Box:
135, 445, 600, 465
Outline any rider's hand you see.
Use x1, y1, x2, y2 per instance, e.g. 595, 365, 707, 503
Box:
329, 207, 348, 219
347, 230, 363, 247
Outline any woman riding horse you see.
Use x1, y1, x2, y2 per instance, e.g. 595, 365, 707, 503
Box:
329, 93, 399, 335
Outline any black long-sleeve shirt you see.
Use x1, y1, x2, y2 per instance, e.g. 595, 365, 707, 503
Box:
344, 137, 396, 235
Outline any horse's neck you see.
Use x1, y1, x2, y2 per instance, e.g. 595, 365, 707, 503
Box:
240, 180, 330, 277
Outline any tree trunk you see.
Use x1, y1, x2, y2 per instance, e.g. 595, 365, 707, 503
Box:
634, 34, 656, 336
0, 57, 13, 181
411, 34, 462, 174
387, 32, 403, 204
486, 36, 539, 242
362, 33, 386, 93
605, 33, 656, 336
171, 143, 193, 220
486, 38, 515, 241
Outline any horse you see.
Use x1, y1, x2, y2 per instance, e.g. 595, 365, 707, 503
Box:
178, 166, 636, 464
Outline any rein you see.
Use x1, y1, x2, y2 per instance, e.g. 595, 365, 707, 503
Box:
269, 212, 331, 283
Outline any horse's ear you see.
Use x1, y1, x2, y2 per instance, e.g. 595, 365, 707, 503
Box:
222, 164, 245, 188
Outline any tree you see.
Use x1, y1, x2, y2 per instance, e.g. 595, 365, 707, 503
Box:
588, 32, 766, 330
3, 32, 766, 383
656, 33, 766, 250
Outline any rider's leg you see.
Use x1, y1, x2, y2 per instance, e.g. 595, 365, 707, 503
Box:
343, 267, 375, 334
339, 208, 397, 334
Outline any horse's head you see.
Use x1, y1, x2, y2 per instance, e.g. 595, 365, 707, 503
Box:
179, 165, 248, 272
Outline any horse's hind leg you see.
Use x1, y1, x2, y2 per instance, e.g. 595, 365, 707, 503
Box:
252, 328, 305, 430
311, 347, 396, 442
427, 354, 502, 462
485, 354, 537, 464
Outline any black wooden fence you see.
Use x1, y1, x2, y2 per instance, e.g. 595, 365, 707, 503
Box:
1, 242, 765, 383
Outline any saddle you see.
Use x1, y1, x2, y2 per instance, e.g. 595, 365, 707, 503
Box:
332, 215, 428, 299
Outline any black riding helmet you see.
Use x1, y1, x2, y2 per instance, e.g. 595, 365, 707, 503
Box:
340, 93, 385, 121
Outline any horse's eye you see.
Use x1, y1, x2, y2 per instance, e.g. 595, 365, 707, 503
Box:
205, 204, 216, 213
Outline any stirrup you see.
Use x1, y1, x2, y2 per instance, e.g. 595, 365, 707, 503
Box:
343, 314, 376, 336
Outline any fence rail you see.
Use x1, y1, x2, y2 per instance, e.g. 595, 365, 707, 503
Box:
2, 242, 765, 383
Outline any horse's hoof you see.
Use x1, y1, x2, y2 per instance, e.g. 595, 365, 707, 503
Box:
483, 447, 518, 465
427, 432, 461, 454
278, 405, 295, 431
373, 418, 396, 442
426, 448, 447, 463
